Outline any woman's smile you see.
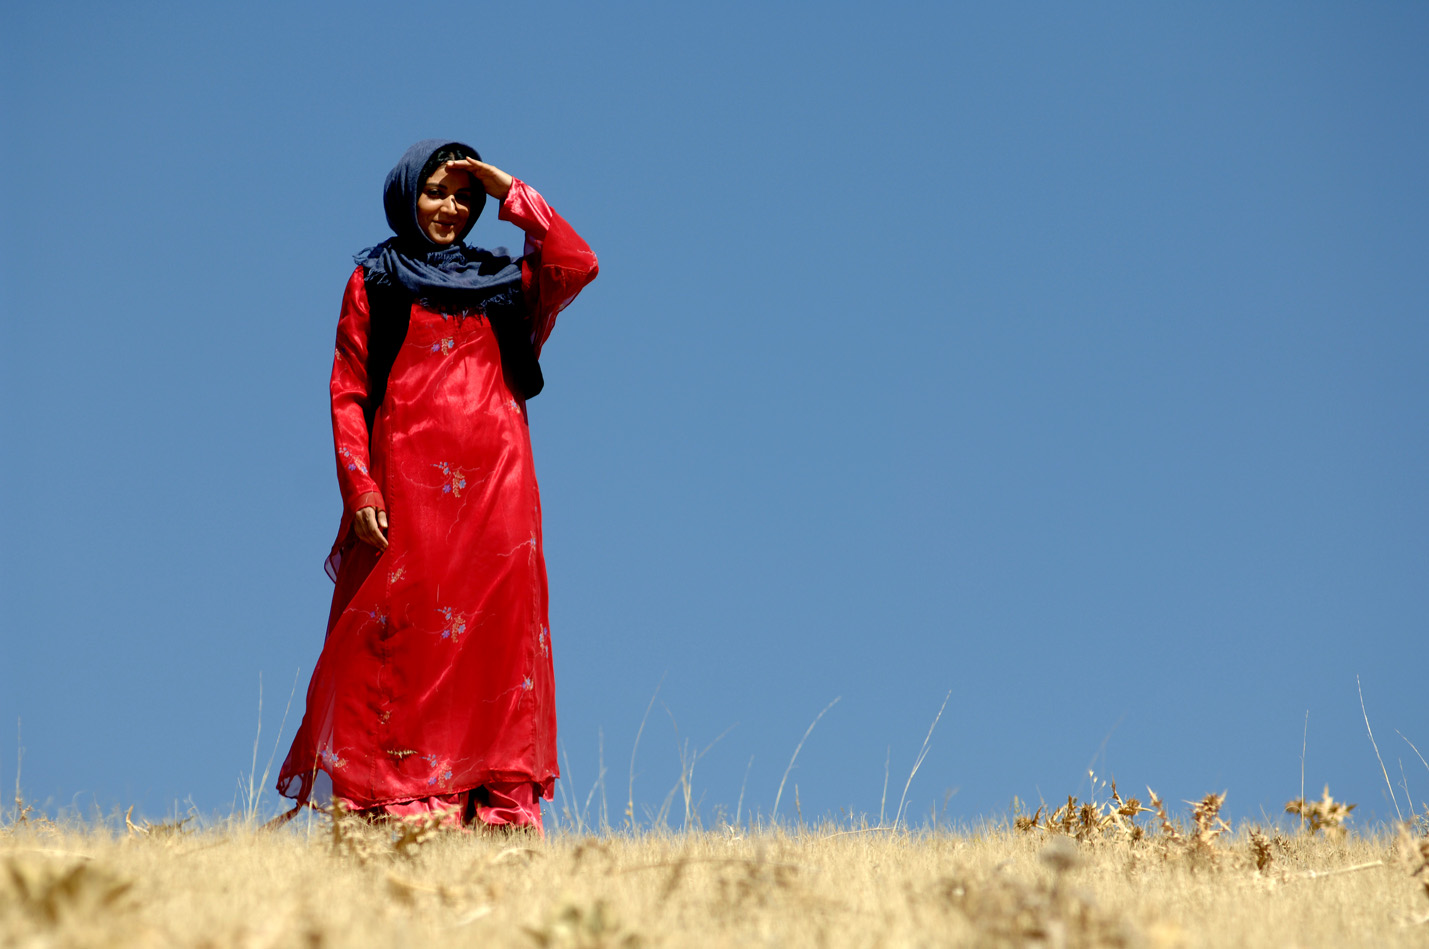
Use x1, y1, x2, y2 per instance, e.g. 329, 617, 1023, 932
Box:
415, 165, 476, 244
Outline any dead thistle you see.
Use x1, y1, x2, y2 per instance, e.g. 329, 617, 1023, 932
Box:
1014, 782, 1151, 844
1, 856, 134, 927
1285, 786, 1355, 837
1049, 796, 1077, 837
1396, 823, 1429, 901
5, 793, 57, 836
939, 864, 1136, 948
390, 808, 453, 859
1108, 783, 1147, 842
1014, 806, 1043, 833
1189, 793, 1230, 850
524, 900, 644, 949
1248, 829, 1274, 873
1041, 795, 1112, 842
325, 800, 462, 864
1145, 789, 1183, 847
326, 801, 385, 865
123, 805, 193, 841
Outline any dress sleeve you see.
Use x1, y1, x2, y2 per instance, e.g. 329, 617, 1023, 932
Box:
498, 177, 599, 357
331, 267, 385, 515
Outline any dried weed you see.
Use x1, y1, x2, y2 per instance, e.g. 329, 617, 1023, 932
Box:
524, 900, 644, 949
1286, 785, 1357, 837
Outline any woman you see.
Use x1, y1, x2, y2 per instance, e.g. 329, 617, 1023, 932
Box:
276, 139, 598, 831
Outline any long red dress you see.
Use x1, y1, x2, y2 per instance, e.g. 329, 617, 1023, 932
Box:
277, 179, 597, 827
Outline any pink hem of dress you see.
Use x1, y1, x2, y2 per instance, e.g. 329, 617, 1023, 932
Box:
341, 780, 544, 833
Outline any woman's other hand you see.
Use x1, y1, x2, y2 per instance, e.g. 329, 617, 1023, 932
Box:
354, 506, 389, 551
445, 158, 513, 200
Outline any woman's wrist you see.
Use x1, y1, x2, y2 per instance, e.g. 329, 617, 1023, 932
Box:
349, 490, 385, 515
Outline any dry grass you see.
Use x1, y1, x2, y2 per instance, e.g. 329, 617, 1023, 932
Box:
3, 799, 1428, 948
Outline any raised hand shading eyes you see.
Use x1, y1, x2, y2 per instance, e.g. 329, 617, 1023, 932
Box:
442, 158, 513, 200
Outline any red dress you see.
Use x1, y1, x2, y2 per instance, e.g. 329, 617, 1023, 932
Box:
277, 179, 597, 827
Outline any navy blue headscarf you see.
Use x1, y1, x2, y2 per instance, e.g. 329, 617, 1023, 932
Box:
355, 139, 523, 310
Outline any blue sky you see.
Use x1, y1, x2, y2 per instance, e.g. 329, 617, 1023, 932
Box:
2, 2, 1425, 829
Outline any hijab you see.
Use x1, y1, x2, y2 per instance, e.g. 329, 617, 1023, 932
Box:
354, 139, 523, 311
354, 139, 543, 410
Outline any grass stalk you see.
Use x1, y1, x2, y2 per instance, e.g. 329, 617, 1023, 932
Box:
1397, 731, 1429, 776
1357, 675, 1402, 821
735, 755, 753, 828
240, 671, 300, 825
1300, 709, 1309, 834
772, 697, 840, 825
559, 741, 584, 834
894, 690, 951, 831
879, 746, 890, 827
626, 675, 664, 830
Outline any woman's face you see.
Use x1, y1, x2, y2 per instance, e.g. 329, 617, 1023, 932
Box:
416, 165, 477, 245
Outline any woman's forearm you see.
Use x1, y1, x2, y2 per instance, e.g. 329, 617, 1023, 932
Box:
331, 268, 385, 514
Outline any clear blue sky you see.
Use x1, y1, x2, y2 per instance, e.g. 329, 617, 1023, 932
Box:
3, 2, 1425, 829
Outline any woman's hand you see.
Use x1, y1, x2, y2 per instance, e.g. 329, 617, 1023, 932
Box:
445, 158, 513, 200
354, 506, 389, 551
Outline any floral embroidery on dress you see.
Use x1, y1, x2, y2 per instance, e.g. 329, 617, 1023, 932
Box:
433, 462, 468, 496
345, 605, 388, 629
320, 747, 347, 770
338, 446, 368, 475
497, 532, 537, 559
419, 753, 455, 788
538, 625, 549, 657
436, 606, 467, 641
431, 337, 456, 355
522, 675, 534, 692
387, 565, 406, 586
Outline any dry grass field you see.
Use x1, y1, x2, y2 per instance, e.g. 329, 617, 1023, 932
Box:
3, 790, 1427, 949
